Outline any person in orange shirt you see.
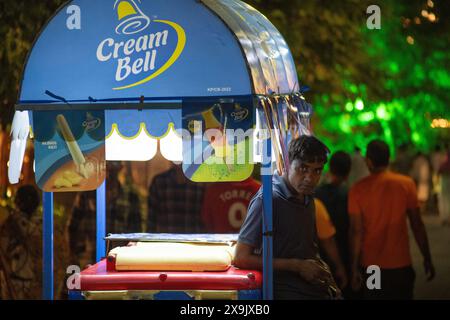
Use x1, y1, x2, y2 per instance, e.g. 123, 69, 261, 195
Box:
314, 198, 348, 291
348, 140, 435, 300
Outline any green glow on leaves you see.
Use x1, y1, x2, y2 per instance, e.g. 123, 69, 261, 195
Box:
355, 98, 364, 110
413, 64, 426, 83
376, 104, 389, 120
429, 69, 450, 88
358, 111, 375, 122
411, 132, 421, 143
338, 115, 352, 133
345, 102, 353, 112
309, 1, 448, 155
349, 84, 358, 94
388, 62, 400, 74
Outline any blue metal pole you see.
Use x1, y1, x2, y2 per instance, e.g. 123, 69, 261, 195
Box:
262, 137, 273, 300
96, 181, 106, 262
42, 192, 54, 300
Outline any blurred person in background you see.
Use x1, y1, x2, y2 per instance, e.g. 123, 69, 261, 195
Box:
314, 198, 348, 291
0, 185, 69, 300
201, 177, 260, 233
147, 164, 206, 233
438, 145, 450, 226
392, 143, 412, 176
431, 145, 447, 217
410, 151, 432, 213
347, 147, 369, 187
316, 151, 360, 298
349, 140, 435, 300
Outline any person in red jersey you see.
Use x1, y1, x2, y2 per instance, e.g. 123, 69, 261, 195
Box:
201, 177, 260, 233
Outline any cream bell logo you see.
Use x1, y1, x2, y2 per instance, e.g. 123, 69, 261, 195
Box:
114, 0, 150, 35
231, 104, 249, 122
96, 0, 186, 90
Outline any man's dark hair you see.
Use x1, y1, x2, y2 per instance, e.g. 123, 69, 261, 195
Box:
366, 140, 390, 168
288, 135, 330, 164
15, 185, 40, 216
329, 151, 351, 178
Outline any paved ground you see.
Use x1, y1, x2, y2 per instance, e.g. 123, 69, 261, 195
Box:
411, 215, 450, 299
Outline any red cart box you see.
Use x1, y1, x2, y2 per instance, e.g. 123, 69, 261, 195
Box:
69, 259, 262, 300
68, 234, 262, 300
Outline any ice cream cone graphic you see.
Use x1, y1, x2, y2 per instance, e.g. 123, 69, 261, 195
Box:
202, 108, 227, 158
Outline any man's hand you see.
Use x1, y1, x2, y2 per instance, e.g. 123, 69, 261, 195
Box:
290, 259, 331, 288
424, 258, 435, 281
334, 265, 349, 289
351, 268, 362, 291
407, 207, 435, 282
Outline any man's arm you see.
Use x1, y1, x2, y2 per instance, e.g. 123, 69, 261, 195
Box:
349, 214, 363, 290
407, 207, 435, 281
234, 242, 331, 287
319, 237, 348, 289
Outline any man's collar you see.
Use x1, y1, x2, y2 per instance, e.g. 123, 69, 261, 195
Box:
273, 173, 311, 206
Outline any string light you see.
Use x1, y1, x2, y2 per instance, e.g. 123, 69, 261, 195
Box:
402, 17, 411, 28
406, 36, 414, 45
431, 119, 450, 129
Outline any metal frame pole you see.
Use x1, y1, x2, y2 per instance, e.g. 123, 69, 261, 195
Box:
42, 192, 54, 300
96, 181, 106, 262
262, 137, 273, 300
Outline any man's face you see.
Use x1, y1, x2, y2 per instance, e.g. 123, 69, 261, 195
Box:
288, 159, 325, 196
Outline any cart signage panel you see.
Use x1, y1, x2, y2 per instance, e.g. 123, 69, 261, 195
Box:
182, 97, 254, 182
33, 110, 106, 192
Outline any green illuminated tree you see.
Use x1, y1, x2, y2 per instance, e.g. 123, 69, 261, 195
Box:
250, 0, 450, 155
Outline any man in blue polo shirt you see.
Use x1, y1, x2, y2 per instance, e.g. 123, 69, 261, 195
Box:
234, 135, 337, 299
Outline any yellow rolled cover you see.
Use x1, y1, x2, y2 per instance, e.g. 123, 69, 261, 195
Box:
83, 290, 238, 300
110, 242, 235, 272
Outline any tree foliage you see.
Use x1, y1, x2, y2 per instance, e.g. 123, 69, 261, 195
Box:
0, 0, 66, 128
248, 0, 450, 154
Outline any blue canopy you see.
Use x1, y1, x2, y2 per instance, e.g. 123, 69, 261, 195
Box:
19, 0, 298, 106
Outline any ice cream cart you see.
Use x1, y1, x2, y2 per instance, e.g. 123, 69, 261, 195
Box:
8, 0, 313, 300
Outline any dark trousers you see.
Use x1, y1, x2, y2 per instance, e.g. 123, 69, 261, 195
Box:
362, 265, 415, 300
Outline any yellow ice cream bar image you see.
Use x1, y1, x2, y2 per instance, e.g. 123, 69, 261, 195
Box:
54, 170, 83, 188
201, 108, 228, 158
56, 114, 89, 178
